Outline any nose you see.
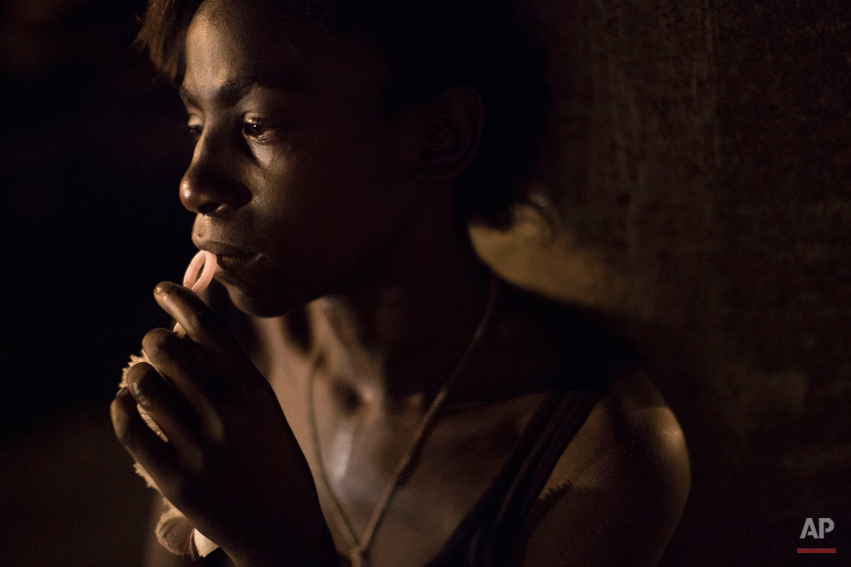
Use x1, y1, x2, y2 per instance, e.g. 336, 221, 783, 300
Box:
179, 134, 251, 215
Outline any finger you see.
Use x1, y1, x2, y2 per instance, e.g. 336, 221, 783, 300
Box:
140, 328, 225, 427
153, 281, 260, 384
153, 281, 234, 352
111, 387, 176, 482
125, 361, 207, 451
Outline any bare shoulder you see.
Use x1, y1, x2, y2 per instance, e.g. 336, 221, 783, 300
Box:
513, 369, 691, 567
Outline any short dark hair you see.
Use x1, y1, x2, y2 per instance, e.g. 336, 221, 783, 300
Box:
137, 0, 551, 226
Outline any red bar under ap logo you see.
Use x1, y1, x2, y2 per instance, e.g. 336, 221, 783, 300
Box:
798, 518, 836, 554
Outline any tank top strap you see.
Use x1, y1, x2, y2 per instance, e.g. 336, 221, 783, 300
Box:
189, 388, 606, 567
427, 386, 606, 567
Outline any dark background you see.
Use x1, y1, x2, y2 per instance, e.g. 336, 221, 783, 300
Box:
0, 0, 849, 565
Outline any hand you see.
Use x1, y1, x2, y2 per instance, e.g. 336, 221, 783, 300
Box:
111, 282, 336, 567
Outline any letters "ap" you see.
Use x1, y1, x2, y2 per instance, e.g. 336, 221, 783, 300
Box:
800, 518, 835, 539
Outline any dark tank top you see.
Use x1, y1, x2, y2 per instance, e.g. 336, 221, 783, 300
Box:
193, 386, 604, 567
424, 386, 605, 567
195, 283, 625, 567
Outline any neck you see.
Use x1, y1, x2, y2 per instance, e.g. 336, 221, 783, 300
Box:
308, 213, 495, 405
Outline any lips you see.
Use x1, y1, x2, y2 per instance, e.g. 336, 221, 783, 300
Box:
215, 251, 258, 272
194, 241, 261, 279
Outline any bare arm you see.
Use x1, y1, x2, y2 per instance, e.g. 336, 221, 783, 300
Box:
514, 374, 691, 567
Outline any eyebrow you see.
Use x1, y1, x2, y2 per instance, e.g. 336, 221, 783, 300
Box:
179, 71, 309, 107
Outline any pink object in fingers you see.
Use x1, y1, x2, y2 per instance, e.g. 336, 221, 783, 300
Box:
174, 250, 217, 336
183, 250, 217, 294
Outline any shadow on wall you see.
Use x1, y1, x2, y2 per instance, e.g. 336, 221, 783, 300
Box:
474, 0, 851, 564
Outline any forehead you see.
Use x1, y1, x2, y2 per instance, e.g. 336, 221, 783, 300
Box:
182, 0, 387, 107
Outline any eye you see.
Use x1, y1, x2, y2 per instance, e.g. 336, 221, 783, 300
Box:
242, 117, 280, 143
184, 113, 203, 144
185, 124, 203, 143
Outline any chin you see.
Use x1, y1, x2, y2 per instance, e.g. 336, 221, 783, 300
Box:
224, 282, 303, 318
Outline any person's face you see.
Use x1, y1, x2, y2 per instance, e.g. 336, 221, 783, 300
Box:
180, 0, 422, 316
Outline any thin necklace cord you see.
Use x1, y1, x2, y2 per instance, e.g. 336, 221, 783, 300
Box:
307, 277, 499, 567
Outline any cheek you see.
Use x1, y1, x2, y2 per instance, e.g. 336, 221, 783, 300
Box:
244, 111, 416, 296
282, 125, 412, 234
318, 155, 410, 243
253, 149, 406, 284
252, 145, 276, 168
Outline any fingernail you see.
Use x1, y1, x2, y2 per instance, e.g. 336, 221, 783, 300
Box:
130, 380, 152, 408
154, 282, 170, 296
128, 377, 142, 398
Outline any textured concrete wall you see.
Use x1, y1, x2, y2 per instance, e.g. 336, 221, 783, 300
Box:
475, 0, 851, 563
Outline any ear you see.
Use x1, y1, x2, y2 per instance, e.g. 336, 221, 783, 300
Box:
414, 86, 484, 181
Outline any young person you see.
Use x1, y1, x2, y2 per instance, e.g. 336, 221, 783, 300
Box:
112, 0, 691, 565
